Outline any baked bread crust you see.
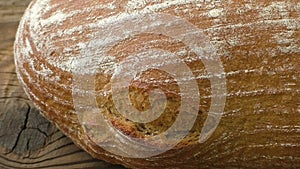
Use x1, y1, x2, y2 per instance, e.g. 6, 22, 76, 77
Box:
15, 0, 300, 168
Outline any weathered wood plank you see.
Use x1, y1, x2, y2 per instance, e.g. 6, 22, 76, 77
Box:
0, 0, 32, 23
0, 1, 125, 168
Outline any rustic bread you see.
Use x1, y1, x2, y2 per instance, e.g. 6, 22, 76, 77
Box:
14, 0, 300, 168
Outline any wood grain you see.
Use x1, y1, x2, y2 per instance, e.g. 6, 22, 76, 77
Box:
0, 1, 125, 169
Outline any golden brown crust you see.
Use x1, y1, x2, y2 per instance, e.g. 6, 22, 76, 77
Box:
15, 0, 300, 168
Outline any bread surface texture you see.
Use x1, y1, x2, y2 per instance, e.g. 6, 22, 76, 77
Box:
15, 0, 300, 168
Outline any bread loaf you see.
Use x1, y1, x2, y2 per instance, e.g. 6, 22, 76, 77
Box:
14, 0, 300, 168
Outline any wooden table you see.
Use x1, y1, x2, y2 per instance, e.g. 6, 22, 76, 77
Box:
0, 1, 124, 168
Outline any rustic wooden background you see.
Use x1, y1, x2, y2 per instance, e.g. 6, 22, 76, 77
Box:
0, 1, 125, 168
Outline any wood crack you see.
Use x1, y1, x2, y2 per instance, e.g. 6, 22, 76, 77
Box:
4, 103, 30, 155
